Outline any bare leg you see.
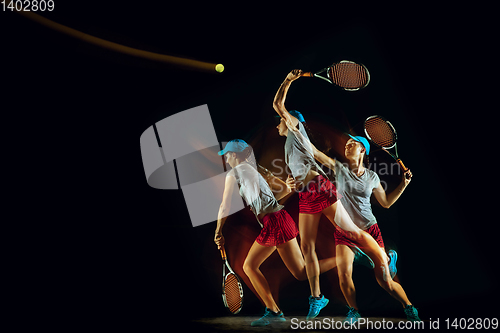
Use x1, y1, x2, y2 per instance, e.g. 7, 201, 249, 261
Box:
336, 244, 358, 309
243, 241, 280, 312
363, 244, 412, 307
318, 256, 338, 275
298, 212, 322, 297
321, 203, 412, 307
342, 232, 411, 307
277, 237, 338, 281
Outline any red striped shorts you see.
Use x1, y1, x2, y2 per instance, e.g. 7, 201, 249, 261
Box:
298, 175, 340, 214
255, 209, 299, 247
334, 223, 385, 248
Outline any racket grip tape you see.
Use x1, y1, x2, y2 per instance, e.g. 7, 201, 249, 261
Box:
396, 159, 411, 179
300, 72, 314, 77
220, 246, 227, 260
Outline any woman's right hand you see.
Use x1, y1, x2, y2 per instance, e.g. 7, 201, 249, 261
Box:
214, 231, 225, 250
286, 69, 303, 82
285, 175, 297, 192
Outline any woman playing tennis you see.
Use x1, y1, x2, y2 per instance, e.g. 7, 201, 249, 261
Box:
311, 133, 421, 323
214, 139, 336, 326
273, 69, 396, 320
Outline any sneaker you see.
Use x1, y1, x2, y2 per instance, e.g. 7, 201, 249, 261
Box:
388, 249, 398, 279
344, 306, 361, 325
404, 305, 421, 321
306, 295, 329, 320
251, 308, 286, 326
351, 245, 375, 269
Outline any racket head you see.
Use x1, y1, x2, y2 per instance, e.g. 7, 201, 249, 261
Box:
363, 115, 398, 149
222, 271, 244, 314
220, 245, 243, 314
327, 60, 370, 91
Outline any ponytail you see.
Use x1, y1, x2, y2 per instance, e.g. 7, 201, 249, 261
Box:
235, 146, 257, 169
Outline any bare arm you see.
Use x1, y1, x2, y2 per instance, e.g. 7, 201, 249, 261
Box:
258, 165, 294, 201
273, 69, 302, 128
372, 169, 412, 208
214, 174, 237, 249
311, 142, 336, 172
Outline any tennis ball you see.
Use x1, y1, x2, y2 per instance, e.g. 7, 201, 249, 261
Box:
215, 64, 224, 73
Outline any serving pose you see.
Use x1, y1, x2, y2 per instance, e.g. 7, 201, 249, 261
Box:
273, 70, 391, 320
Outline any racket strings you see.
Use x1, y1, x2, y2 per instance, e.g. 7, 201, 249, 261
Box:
365, 117, 396, 147
329, 63, 368, 89
224, 273, 242, 313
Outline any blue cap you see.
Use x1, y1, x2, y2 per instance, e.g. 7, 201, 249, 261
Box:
275, 110, 306, 123
348, 134, 370, 156
289, 110, 305, 123
218, 139, 249, 155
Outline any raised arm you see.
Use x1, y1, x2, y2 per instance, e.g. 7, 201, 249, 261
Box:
273, 69, 302, 127
372, 169, 413, 208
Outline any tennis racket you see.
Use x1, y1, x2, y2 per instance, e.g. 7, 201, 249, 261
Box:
301, 60, 370, 91
364, 115, 410, 179
220, 245, 244, 314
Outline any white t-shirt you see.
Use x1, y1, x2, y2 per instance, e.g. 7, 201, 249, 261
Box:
283, 117, 360, 232
284, 120, 327, 182
335, 160, 381, 230
227, 162, 283, 226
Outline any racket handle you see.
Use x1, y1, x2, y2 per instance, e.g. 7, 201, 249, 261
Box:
396, 159, 411, 179
220, 246, 227, 260
300, 72, 314, 77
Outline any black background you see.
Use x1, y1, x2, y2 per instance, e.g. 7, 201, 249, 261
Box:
2, 2, 496, 328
